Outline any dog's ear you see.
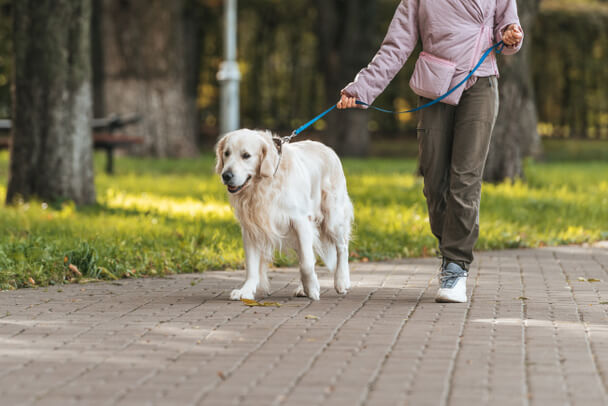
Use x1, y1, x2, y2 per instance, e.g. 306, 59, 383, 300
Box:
259, 138, 279, 178
214, 135, 228, 174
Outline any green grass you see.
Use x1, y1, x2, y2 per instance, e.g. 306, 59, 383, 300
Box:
540, 138, 608, 162
0, 150, 607, 290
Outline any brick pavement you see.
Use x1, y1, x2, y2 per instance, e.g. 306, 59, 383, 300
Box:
1, 245, 607, 406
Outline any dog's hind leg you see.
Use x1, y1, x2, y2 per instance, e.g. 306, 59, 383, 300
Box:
334, 239, 351, 295
320, 183, 353, 295
258, 258, 271, 297
293, 217, 321, 301
293, 284, 307, 297
230, 232, 261, 301
316, 235, 337, 274
331, 204, 353, 295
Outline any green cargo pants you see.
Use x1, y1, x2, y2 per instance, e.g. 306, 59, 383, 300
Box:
416, 76, 499, 269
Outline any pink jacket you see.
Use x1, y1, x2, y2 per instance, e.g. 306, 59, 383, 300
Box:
342, 0, 523, 106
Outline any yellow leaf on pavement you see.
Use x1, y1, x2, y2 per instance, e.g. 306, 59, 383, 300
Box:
261, 302, 281, 307
240, 299, 281, 307
241, 299, 261, 306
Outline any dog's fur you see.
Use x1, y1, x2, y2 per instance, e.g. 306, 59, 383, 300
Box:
215, 129, 354, 300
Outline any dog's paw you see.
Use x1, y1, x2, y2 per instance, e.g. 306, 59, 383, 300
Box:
334, 267, 351, 295
334, 277, 351, 295
303, 280, 321, 301
230, 288, 255, 301
293, 284, 307, 297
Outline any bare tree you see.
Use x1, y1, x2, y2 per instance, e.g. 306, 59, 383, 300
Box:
93, 0, 200, 157
484, 0, 542, 182
6, 0, 95, 205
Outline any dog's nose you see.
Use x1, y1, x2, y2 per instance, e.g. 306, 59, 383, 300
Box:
222, 171, 234, 183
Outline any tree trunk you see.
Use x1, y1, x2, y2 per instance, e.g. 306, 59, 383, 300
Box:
94, 0, 200, 157
483, 0, 541, 182
6, 0, 95, 205
315, 0, 376, 157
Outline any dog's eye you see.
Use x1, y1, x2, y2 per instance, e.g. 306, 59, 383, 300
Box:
242, 152, 251, 160
224, 150, 230, 157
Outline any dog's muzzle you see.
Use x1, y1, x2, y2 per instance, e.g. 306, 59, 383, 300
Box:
224, 173, 252, 194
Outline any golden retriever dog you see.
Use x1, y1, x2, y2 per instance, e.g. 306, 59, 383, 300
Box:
215, 129, 354, 301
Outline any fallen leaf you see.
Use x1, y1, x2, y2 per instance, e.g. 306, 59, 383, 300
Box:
517, 296, 529, 300
99, 268, 119, 280
68, 264, 82, 277
305, 314, 319, 320
241, 298, 261, 307
217, 371, 226, 380
260, 301, 281, 307
578, 277, 601, 283
240, 298, 281, 307
599, 301, 608, 305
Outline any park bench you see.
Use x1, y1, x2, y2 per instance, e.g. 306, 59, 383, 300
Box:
0, 114, 143, 174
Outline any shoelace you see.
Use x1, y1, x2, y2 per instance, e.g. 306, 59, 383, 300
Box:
440, 267, 468, 288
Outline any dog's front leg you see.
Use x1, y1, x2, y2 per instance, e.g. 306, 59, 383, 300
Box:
293, 217, 321, 301
230, 232, 261, 301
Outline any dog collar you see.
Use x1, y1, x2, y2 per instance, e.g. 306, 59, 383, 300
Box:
271, 133, 295, 176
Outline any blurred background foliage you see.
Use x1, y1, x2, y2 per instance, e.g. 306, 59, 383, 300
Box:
0, 0, 606, 288
0, 0, 607, 141
186, 0, 608, 142
0, 0, 10, 119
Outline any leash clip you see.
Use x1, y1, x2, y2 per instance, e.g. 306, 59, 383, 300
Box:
273, 131, 295, 153
284, 130, 296, 144
271, 133, 295, 176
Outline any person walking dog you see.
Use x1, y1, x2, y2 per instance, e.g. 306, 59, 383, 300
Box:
337, 1, 523, 303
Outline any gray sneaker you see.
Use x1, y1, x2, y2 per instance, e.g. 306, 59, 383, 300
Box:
435, 261, 468, 303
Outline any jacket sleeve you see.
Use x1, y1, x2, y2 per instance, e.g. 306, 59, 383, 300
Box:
494, 0, 524, 55
341, 0, 419, 105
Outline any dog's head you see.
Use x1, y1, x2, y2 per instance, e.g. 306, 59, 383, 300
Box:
215, 129, 279, 194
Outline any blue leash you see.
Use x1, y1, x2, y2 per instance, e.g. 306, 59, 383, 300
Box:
287, 41, 504, 140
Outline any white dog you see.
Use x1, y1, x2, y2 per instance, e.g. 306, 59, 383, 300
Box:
215, 129, 354, 301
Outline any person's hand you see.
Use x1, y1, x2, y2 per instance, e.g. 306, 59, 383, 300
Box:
502, 24, 523, 47
337, 93, 358, 109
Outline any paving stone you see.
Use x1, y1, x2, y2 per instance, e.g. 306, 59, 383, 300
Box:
0, 245, 607, 405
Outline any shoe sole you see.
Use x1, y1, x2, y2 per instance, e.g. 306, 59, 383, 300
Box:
435, 290, 467, 303
435, 296, 467, 303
